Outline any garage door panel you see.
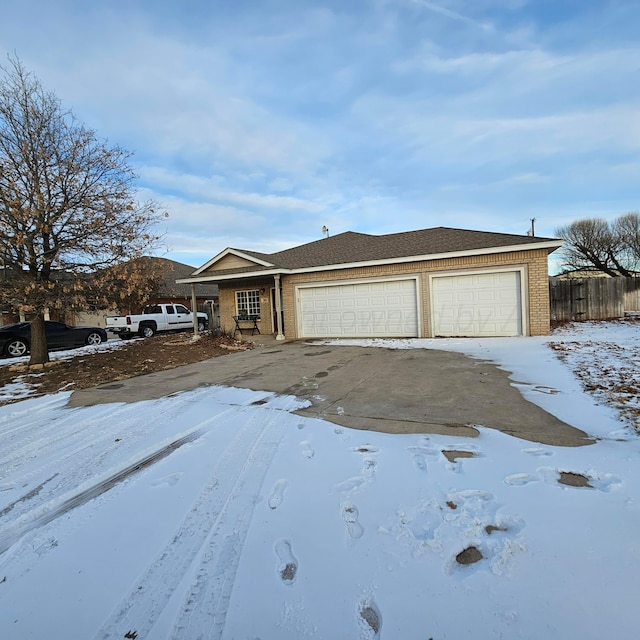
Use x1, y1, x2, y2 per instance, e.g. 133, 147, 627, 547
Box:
432, 272, 522, 337
299, 280, 418, 338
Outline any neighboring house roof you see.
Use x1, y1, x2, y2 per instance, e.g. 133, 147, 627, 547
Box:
137, 257, 219, 299
127, 256, 218, 299
181, 227, 562, 283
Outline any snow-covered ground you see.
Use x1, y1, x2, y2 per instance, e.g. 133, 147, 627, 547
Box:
0, 338, 132, 402
0, 320, 639, 639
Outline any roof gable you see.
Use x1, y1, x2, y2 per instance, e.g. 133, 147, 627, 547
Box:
193, 248, 275, 275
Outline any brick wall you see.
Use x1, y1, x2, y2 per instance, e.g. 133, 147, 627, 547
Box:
218, 278, 275, 336
218, 248, 552, 339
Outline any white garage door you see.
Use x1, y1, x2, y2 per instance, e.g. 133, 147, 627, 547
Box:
299, 279, 419, 338
432, 271, 522, 337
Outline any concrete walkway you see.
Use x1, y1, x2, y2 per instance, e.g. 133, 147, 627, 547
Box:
69, 341, 592, 447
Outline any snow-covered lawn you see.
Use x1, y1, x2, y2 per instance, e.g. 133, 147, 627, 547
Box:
0, 320, 638, 639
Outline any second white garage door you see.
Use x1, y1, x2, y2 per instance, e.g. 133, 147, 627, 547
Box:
431, 271, 522, 337
298, 279, 419, 338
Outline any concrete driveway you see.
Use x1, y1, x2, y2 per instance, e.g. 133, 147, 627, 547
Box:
69, 342, 592, 447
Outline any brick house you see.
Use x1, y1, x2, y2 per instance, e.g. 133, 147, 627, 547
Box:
177, 227, 562, 340
70, 257, 219, 329
0, 258, 219, 329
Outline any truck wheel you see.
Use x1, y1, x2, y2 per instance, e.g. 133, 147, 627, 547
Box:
140, 324, 156, 338
118, 334, 134, 340
198, 320, 206, 332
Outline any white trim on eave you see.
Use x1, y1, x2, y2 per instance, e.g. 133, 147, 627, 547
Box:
177, 269, 288, 284
192, 248, 275, 275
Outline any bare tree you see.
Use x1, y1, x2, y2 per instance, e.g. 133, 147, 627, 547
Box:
614, 212, 640, 265
555, 216, 637, 277
0, 55, 164, 364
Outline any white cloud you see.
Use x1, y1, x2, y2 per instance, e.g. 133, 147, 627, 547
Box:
406, 0, 495, 32
350, 92, 640, 167
2, 0, 640, 265
138, 167, 326, 213
15, 17, 332, 177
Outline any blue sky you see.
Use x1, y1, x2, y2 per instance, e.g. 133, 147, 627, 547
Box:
1, 1, 638, 271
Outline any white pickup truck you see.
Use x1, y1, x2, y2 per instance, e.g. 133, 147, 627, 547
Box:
105, 303, 209, 339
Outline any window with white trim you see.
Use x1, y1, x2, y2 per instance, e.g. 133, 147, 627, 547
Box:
235, 290, 260, 317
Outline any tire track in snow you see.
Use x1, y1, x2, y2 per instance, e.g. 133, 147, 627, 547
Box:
0, 389, 239, 526
171, 410, 288, 639
0, 426, 206, 556
93, 400, 293, 640
0, 396, 239, 556
0, 390, 207, 481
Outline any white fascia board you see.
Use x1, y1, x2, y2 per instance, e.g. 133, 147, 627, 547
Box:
191, 248, 275, 275
177, 269, 288, 284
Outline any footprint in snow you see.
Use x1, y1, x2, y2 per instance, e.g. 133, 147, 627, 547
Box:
412, 451, 428, 473
352, 445, 379, 453
512, 382, 560, 395
504, 473, 539, 487
522, 447, 554, 457
408, 445, 438, 473
268, 479, 287, 509
531, 385, 560, 395
342, 503, 364, 539
334, 426, 349, 440
357, 597, 382, 638
336, 476, 367, 493
151, 473, 183, 488
274, 539, 298, 585
34, 537, 58, 557
362, 456, 377, 479
538, 467, 620, 491
300, 441, 314, 458
353, 445, 378, 478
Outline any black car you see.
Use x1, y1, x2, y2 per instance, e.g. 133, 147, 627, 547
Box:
0, 321, 108, 358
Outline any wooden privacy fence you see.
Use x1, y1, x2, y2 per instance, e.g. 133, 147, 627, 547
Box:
549, 277, 640, 321
626, 277, 640, 311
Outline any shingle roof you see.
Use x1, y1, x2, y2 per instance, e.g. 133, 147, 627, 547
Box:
230, 227, 560, 270
135, 257, 219, 297
183, 226, 562, 283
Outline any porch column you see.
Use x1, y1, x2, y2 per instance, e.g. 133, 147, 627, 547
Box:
274, 274, 285, 341
191, 284, 199, 336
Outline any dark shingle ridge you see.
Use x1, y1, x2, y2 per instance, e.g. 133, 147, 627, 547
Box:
249, 227, 558, 270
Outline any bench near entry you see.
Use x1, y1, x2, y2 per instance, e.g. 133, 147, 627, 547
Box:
233, 315, 260, 337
